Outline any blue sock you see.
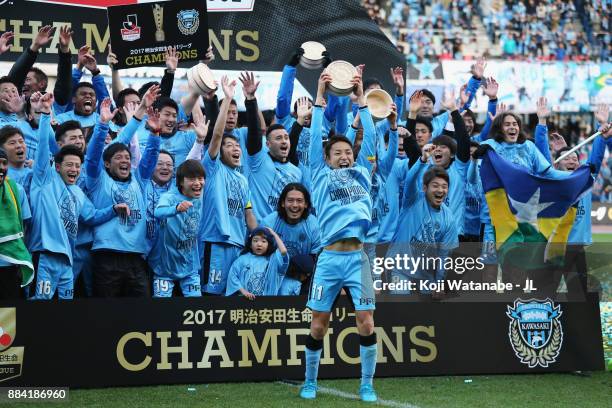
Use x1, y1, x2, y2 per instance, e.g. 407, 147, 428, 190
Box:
305, 335, 323, 383
360, 333, 377, 386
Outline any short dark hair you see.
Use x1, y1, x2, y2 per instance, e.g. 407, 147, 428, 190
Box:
423, 166, 449, 186
245, 227, 276, 257
469, 140, 480, 148
138, 81, 159, 98
154, 96, 178, 113
103, 142, 131, 163
0, 76, 17, 88
54, 145, 84, 164
414, 116, 433, 133
555, 146, 578, 160
219, 98, 237, 107
115, 88, 140, 108
176, 159, 205, 193
265, 124, 286, 138
222, 133, 239, 144
158, 149, 175, 163
28, 67, 48, 90
432, 135, 457, 155
74, 82, 95, 94
412, 88, 436, 105
55, 120, 82, 142
363, 77, 383, 91
491, 112, 527, 144
0, 126, 24, 146
324, 135, 353, 157
277, 183, 311, 222
462, 108, 476, 124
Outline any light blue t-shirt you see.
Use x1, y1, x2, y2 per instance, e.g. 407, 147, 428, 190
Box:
225, 250, 289, 296
199, 150, 251, 247
136, 127, 196, 169
149, 189, 202, 279
378, 158, 408, 243
309, 106, 372, 247
463, 160, 483, 237
248, 148, 302, 221
144, 180, 172, 256
260, 212, 321, 257
406, 157, 468, 235
55, 110, 100, 129
7, 167, 32, 196
390, 190, 458, 281
85, 121, 160, 254
28, 114, 116, 264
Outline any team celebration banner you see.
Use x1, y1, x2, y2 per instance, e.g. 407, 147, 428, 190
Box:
0, 0, 405, 93
0, 295, 604, 387
107, 0, 209, 69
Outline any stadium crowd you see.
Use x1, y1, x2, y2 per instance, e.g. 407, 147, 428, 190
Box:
0, 24, 611, 305
363, 0, 611, 62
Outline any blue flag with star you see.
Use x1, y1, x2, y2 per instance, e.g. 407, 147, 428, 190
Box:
480, 149, 593, 268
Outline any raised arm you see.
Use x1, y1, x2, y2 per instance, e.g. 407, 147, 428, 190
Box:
7, 26, 53, 92
276, 49, 301, 120
402, 144, 433, 207
309, 72, 331, 173
208, 76, 237, 160
391, 66, 405, 118
107, 45, 124, 102
241, 71, 262, 156
54, 26, 73, 107
160, 46, 177, 98
32, 93, 54, 183
137, 108, 161, 180
379, 108, 398, 177
113, 84, 161, 146
460, 57, 486, 111
442, 90, 470, 163
85, 99, 118, 184
535, 96, 552, 163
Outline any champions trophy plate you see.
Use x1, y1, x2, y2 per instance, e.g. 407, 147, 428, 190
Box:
365, 89, 393, 119
300, 41, 326, 70
326, 60, 358, 96
187, 63, 217, 95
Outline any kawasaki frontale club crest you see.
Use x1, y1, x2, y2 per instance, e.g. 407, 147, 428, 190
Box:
177, 9, 199, 35
507, 298, 563, 368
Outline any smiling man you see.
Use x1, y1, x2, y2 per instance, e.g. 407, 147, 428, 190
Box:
55, 82, 99, 128
149, 159, 205, 298
0, 126, 32, 194
198, 76, 257, 296
242, 71, 302, 221
85, 91, 161, 298
386, 164, 458, 296
0, 147, 33, 300
29, 93, 123, 300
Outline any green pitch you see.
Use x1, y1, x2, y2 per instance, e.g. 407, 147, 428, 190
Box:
10, 373, 612, 408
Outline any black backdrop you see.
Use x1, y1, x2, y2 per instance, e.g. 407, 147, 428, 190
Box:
0, 295, 604, 388
0, 0, 406, 94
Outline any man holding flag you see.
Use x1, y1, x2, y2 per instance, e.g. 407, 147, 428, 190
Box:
476, 122, 611, 295
0, 148, 33, 299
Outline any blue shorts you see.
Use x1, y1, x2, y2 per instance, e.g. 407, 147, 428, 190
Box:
153, 273, 201, 297
307, 249, 375, 312
34, 252, 73, 300
202, 242, 241, 295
